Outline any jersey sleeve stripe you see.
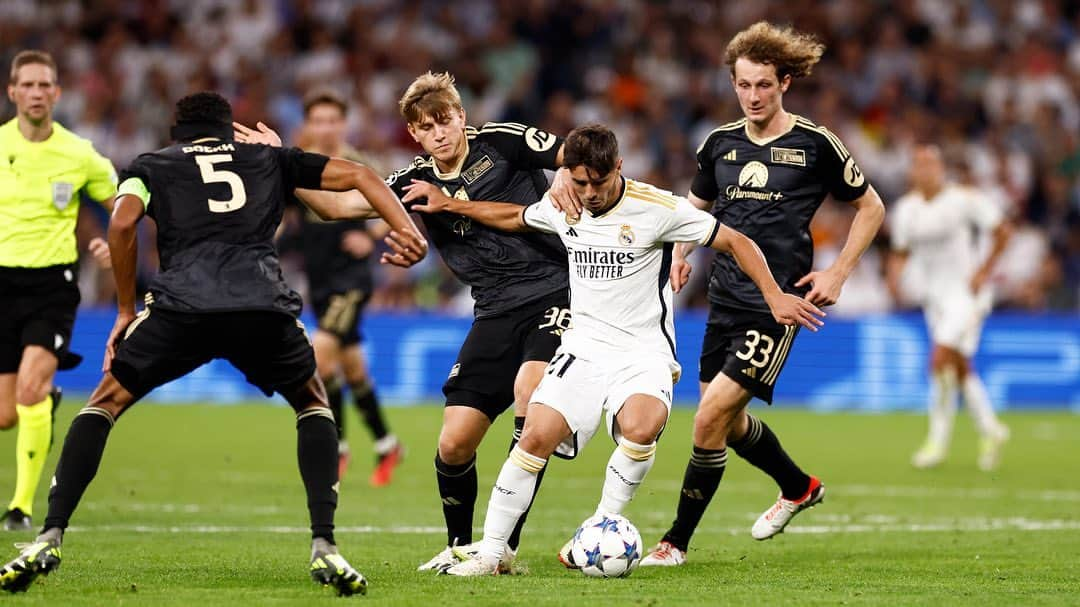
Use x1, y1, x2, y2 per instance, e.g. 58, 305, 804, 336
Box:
657, 243, 676, 358
702, 218, 721, 246
477, 126, 529, 136
794, 119, 851, 161
695, 119, 746, 155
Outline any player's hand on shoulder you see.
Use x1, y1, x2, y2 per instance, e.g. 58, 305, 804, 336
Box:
103, 311, 137, 372
548, 167, 582, 220
669, 253, 692, 293
233, 121, 282, 147
403, 180, 450, 213
794, 267, 845, 307
765, 293, 825, 332
380, 227, 428, 268
88, 236, 111, 269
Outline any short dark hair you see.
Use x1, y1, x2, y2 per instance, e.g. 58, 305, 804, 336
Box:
9, 50, 57, 84
175, 91, 232, 124
562, 124, 619, 176
303, 88, 347, 118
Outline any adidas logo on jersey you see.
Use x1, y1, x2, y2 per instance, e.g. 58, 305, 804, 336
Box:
742, 367, 757, 379
565, 227, 578, 237
723, 149, 737, 162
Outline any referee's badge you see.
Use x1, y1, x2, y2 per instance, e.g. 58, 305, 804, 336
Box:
52, 181, 75, 210
618, 224, 635, 245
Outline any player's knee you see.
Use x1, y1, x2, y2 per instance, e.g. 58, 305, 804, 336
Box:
282, 376, 328, 411
515, 431, 557, 460
437, 434, 477, 466
0, 409, 17, 430
620, 424, 660, 445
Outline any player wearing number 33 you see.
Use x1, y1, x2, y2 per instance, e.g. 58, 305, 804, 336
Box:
630, 22, 887, 565
406, 124, 824, 576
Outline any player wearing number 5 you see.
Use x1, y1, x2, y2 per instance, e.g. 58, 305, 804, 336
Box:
404, 124, 823, 576
636, 22, 886, 564
0, 92, 427, 595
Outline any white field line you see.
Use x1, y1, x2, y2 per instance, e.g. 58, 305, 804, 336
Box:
68, 517, 1080, 536
563, 480, 1080, 503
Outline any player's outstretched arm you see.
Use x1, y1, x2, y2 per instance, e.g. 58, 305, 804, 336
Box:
404, 180, 531, 232
104, 192, 146, 371
709, 223, 825, 331
795, 186, 886, 306
318, 158, 428, 267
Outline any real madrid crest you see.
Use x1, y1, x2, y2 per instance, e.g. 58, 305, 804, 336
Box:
618, 224, 635, 245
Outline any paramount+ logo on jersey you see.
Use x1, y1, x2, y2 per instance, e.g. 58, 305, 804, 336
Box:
566, 246, 636, 280
726, 160, 784, 202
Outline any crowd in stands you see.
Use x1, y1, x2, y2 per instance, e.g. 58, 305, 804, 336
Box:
2, 0, 1077, 313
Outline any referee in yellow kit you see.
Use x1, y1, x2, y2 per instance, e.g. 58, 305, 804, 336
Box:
0, 50, 116, 530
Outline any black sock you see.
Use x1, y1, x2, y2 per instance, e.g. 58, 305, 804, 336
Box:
43, 407, 115, 532
507, 416, 546, 551
350, 379, 388, 441
435, 452, 477, 547
296, 408, 338, 544
730, 415, 810, 499
324, 376, 344, 441
661, 446, 727, 552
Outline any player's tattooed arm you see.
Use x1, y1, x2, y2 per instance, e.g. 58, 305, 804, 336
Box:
796, 185, 885, 306
404, 180, 532, 232
669, 192, 715, 293
709, 223, 826, 332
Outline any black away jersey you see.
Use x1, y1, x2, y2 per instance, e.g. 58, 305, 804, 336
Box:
692, 115, 870, 312
121, 140, 328, 317
386, 122, 568, 318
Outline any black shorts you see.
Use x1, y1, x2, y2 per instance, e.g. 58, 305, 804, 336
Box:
110, 306, 316, 401
0, 265, 81, 373
312, 289, 369, 346
699, 305, 800, 404
444, 292, 570, 421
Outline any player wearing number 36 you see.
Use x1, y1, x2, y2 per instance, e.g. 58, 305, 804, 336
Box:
404, 124, 824, 576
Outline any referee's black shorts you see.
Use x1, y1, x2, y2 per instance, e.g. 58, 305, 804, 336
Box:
699, 304, 801, 404
110, 306, 316, 401
0, 264, 81, 373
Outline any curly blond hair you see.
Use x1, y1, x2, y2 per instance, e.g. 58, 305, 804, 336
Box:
398, 71, 463, 124
724, 21, 824, 79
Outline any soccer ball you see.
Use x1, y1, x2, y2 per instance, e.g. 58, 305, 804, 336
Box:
569, 514, 643, 578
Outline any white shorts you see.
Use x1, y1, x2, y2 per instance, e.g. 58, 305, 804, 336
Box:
529, 347, 675, 459
924, 288, 992, 357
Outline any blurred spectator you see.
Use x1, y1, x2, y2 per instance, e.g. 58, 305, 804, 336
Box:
0, 0, 1074, 312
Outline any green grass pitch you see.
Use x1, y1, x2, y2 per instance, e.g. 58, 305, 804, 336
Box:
0, 403, 1077, 605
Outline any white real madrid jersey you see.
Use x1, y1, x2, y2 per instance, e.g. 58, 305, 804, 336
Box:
523, 178, 720, 373
890, 183, 1002, 302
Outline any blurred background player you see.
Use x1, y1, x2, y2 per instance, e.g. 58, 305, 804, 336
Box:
0, 50, 116, 531
0, 91, 427, 595
288, 89, 402, 485
636, 22, 886, 565
888, 144, 1012, 471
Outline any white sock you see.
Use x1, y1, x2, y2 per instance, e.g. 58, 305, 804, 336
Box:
596, 438, 656, 516
478, 446, 546, 562
927, 369, 958, 446
962, 373, 1005, 437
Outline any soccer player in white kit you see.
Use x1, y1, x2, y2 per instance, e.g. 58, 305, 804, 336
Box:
405, 125, 824, 576
889, 145, 1012, 471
